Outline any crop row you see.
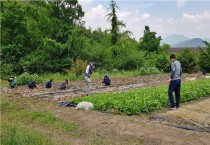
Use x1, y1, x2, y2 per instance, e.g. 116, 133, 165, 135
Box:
72, 79, 210, 115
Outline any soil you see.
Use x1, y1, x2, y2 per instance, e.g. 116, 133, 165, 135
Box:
1, 73, 210, 145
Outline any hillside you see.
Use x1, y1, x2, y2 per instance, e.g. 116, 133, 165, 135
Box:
161, 34, 189, 45
172, 38, 207, 48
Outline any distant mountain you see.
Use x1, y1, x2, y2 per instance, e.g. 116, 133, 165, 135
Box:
161, 34, 189, 45
172, 38, 207, 48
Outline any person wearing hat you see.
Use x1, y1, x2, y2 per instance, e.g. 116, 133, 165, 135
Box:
85, 62, 95, 96
168, 54, 182, 110
102, 75, 111, 86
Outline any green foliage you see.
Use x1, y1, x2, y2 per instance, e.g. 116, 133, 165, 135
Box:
16, 73, 42, 85
139, 67, 160, 75
198, 41, 210, 72
72, 79, 210, 115
139, 25, 162, 53
0, 0, 199, 77
0, 62, 15, 78
177, 48, 198, 73
155, 54, 171, 73
70, 59, 87, 78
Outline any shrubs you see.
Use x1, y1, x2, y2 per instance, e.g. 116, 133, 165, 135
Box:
139, 67, 160, 75
177, 48, 199, 73
70, 59, 87, 78
16, 72, 42, 85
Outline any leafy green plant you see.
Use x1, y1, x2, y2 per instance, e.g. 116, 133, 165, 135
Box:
16, 72, 42, 85
72, 79, 210, 115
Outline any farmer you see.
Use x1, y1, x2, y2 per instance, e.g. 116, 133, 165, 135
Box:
45, 79, 53, 88
85, 62, 95, 96
8, 76, 17, 88
201, 69, 206, 75
102, 75, 111, 86
59, 79, 68, 90
168, 54, 182, 110
28, 80, 37, 89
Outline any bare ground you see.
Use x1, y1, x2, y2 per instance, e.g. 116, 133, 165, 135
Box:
1, 73, 210, 145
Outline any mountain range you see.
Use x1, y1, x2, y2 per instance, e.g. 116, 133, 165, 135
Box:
161, 34, 210, 48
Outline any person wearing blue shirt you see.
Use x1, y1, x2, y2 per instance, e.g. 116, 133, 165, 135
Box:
102, 75, 111, 86
45, 79, 53, 88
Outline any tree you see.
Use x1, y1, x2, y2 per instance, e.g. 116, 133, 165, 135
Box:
106, 0, 126, 45
139, 25, 162, 54
198, 41, 210, 72
177, 48, 198, 73
48, 0, 84, 25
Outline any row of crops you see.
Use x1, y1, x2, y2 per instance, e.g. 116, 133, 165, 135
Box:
72, 79, 210, 115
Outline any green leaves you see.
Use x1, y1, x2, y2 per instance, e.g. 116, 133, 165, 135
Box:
72, 79, 210, 115
177, 48, 198, 73
199, 41, 210, 72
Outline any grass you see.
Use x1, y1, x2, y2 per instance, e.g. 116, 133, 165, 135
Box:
0, 97, 77, 145
39, 68, 161, 83
1, 99, 76, 132
1, 122, 54, 145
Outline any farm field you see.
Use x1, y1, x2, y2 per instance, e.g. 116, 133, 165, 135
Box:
1, 73, 210, 145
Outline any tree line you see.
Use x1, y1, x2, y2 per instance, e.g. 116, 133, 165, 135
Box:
1, 0, 210, 78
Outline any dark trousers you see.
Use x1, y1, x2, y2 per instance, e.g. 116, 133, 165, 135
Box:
168, 79, 181, 108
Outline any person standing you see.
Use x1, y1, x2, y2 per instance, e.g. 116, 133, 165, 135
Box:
168, 54, 182, 110
85, 62, 95, 96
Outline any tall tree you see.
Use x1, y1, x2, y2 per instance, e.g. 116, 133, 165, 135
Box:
106, 0, 125, 45
48, 0, 84, 25
139, 25, 162, 54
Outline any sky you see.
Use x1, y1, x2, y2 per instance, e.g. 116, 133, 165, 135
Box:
77, 0, 210, 40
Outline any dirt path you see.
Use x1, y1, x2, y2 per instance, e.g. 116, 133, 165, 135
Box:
1, 74, 210, 145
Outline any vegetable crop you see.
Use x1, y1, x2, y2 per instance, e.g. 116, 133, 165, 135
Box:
72, 79, 210, 115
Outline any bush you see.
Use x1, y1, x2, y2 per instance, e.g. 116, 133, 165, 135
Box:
70, 59, 87, 78
16, 72, 42, 85
0, 62, 14, 79
155, 54, 171, 73
139, 67, 160, 75
198, 41, 210, 72
177, 48, 198, 73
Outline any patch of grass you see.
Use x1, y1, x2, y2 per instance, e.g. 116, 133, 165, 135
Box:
39, 69, 162, 83
1, 80, 9, 87
1, 122, 54, 145
40, 72, 80, 83
23, 110, 76, 132
0, 100, 15, 111
1, 98, 76, 132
